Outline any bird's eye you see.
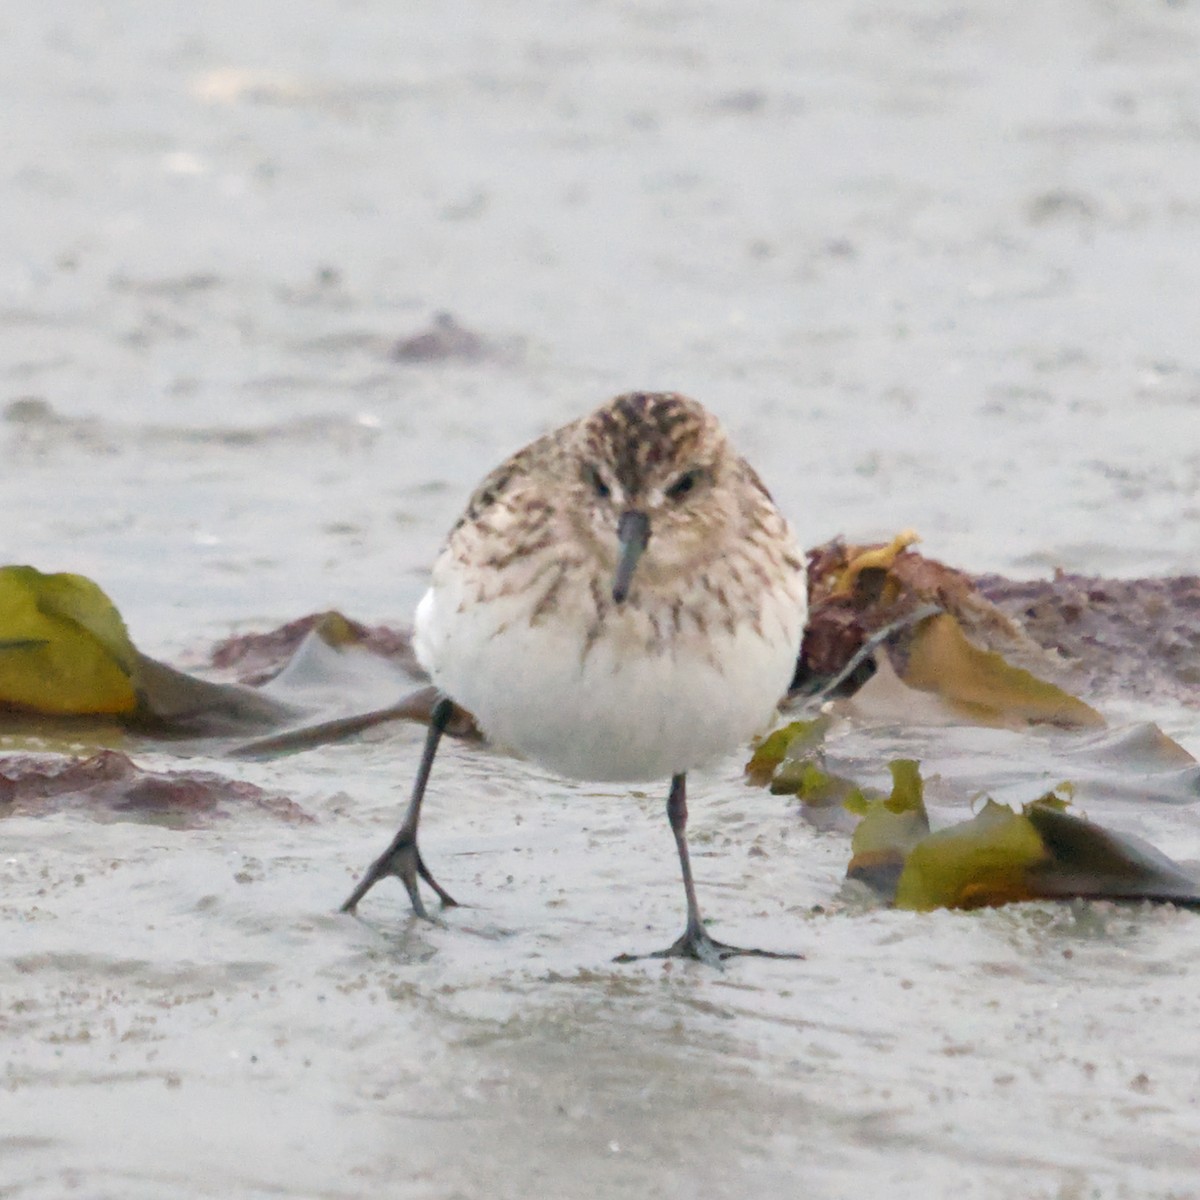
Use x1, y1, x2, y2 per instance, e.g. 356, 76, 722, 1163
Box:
584, 465, 611, 499
665, 468, 704, 501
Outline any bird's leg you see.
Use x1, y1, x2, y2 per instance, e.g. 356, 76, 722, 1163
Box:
616, 773, 803, 968
341, 695, 458, 919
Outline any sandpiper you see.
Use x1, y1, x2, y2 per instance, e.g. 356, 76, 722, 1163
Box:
342, 392, 808, 964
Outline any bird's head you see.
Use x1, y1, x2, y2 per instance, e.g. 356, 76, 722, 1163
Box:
568, 392, 740, 604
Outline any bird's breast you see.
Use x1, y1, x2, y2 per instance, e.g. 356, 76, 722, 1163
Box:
414, 564, 804, 783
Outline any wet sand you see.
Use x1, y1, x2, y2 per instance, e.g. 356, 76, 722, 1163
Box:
4, 3, 1200, 1197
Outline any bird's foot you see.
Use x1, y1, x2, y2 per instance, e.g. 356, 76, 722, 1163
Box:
614, 921, 804, 969
341, 830, 458, 920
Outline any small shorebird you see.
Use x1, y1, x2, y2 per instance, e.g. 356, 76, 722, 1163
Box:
342, 392, 807, 964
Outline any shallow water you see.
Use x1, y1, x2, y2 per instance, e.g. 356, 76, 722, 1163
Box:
3, 2, 1200, 1197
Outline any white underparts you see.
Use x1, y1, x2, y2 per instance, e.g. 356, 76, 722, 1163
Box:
413, 566, 806, 783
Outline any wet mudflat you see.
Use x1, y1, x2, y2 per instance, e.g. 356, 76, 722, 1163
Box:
3, 2, 1200, 1198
